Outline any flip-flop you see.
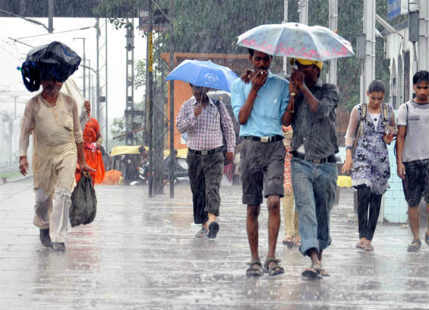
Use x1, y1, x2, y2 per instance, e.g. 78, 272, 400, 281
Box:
207, 221, 219, 239
302, 268, 321, 279
302, 262, 322, 279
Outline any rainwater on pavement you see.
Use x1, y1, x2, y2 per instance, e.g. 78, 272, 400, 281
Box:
1, 179, 428, 310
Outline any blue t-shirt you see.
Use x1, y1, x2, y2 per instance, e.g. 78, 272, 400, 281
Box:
231, 72, 289, 137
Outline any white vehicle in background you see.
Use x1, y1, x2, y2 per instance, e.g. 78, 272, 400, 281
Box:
208, 91, 242, 184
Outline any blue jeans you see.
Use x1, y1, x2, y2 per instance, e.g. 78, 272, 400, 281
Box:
291, 158, 337, 256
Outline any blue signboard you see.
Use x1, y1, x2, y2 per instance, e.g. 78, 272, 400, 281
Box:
387, 0, 401, 20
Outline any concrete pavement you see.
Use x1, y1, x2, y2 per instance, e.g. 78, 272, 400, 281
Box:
1, 179, 429, 309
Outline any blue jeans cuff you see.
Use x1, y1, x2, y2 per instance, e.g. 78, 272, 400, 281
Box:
299, 239, 320, 256
318, 238, 332, 252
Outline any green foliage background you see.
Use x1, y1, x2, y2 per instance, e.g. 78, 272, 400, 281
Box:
97, 0, 392, 113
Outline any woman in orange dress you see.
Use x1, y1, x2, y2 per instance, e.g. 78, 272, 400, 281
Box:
76, 118, 105, 184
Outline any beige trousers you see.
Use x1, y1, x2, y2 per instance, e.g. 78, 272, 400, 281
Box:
33, 151, 76, 243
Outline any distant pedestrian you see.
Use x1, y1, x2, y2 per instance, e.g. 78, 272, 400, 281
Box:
80, 100, 91, 129
231, 49, 289, 277
396, 71, 429, 252
342, 80, 395, 252
281, 126, 300, 249
176, 84, 235, 239
284, 58, 339, 279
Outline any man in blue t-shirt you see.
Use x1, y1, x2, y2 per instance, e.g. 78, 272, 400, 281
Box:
231, 49, 290, 277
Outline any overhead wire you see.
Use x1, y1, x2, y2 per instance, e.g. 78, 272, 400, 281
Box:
14, 25, 95, 40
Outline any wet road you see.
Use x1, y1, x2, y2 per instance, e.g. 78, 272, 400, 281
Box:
1, 179, 429, 309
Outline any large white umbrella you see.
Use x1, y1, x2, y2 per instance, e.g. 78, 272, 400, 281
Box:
237, 23, 354, 61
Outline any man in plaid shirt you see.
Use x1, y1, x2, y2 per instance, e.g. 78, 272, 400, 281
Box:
177, 84, 235, 239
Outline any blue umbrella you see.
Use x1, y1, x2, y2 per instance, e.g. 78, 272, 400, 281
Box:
166, 60, 238, 92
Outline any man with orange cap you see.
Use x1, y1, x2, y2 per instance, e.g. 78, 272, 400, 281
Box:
283, 58, 339, 279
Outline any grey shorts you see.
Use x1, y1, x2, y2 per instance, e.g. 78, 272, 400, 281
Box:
240, 139, 285, 205
402, 159, 429, 207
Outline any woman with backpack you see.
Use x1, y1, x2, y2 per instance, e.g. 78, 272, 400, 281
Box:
342, 80, 396, 251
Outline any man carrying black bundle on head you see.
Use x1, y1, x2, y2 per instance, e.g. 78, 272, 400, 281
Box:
19, 41, 94, 251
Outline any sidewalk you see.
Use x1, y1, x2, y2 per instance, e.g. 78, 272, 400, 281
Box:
1, 180, 428, 309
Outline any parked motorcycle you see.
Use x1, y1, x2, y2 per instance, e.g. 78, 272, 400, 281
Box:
131, 156, 189, 186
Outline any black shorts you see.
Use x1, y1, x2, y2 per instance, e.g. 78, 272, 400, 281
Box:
402, 159, 429, 207
240, 139, 285, 205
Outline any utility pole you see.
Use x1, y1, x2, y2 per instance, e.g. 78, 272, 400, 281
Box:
418, 0, 429, 71
8, 116, 13, 167
96, 17, 101, 121
88, 59, 93, 112
169, 0, 175, 198
328, 0, 338, 85
298, 0, 308, 25
73, 37, 86, 98
362, 0, 376, 103
48, 0, 54, 33
125, 18, 135, 146
283, 0, 288, 76
105, 19, 109, 152
14, 96, 17, 120
148, 0, 154, 197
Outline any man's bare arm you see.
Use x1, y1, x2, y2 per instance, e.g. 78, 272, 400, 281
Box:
238, 70, 267, 124
396, 126, 406, 179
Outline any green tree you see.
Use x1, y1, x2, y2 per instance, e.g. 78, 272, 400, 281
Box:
96, 0, 392, 113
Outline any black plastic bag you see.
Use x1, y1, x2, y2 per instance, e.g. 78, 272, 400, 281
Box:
21, 41, 81, 92
70, 174, 97, 227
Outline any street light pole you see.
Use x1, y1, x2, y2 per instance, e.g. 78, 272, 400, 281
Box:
148, 0, 154, 197
328, 0, 338, 85
48, 0, 54, 33
418, 0, 429, 71
96, 17, 101, 121
169, 0, 175, 198
298, 0, 308, 25
283, 0, 288, 76
105, 19, 109, 152
362, 0, 376, 102
73, 37, 86, 98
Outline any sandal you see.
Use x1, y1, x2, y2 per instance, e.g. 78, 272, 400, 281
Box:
294, 236, 302, 247
356, 240, 366, 250
364, 243, 374, 252
407, 239, 421, 252
282, 236, 295, 249
195, 226, 208, 238
319, 268, 330, 277
264, 257, 284, 276
246, 260, 264, 277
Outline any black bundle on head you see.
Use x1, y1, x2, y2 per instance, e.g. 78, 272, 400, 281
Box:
21, 41, 81, 92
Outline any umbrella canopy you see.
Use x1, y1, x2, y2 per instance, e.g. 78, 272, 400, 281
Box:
166, 60, 238, 92
237, 23, 354, 61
